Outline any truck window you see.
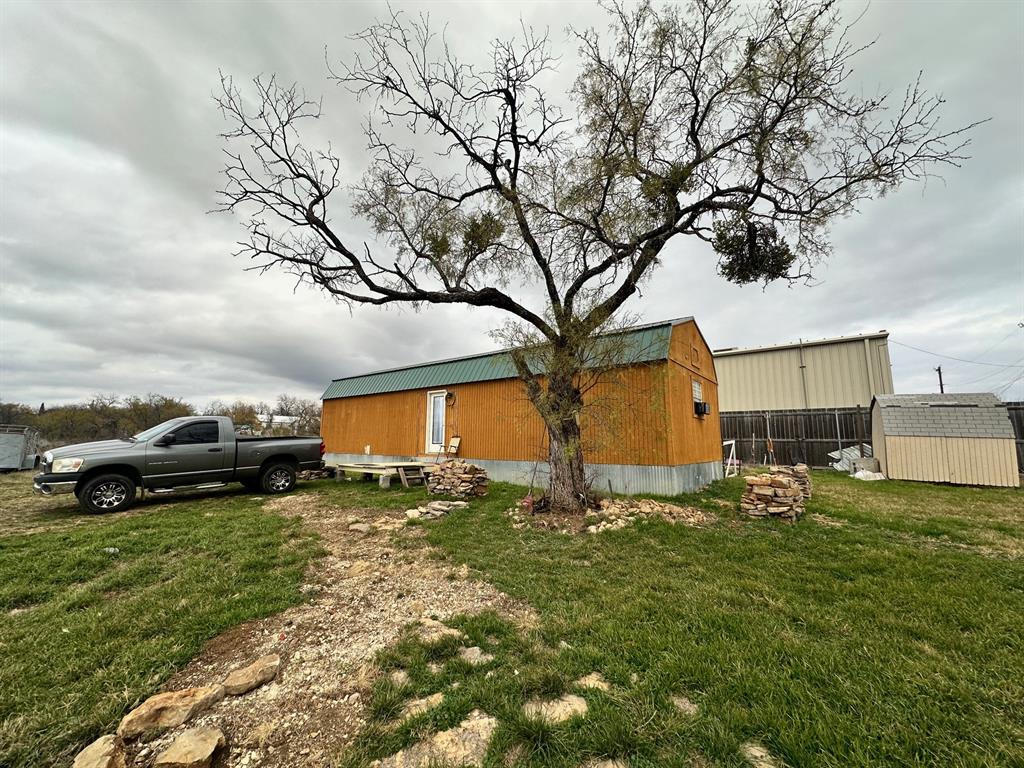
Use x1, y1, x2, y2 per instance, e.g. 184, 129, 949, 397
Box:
172, 421, 220, 445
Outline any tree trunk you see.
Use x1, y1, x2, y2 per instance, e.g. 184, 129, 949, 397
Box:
543, 368, 588, 514
546, 416, 587, 514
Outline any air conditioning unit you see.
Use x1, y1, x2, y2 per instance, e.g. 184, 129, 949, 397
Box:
694, 401, 711, 416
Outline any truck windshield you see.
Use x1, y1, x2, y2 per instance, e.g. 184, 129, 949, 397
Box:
133, 418, 187, 441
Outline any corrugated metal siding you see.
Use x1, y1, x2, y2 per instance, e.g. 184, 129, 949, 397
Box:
326, 452, 723, 494
322, 324, 673, 400
885, 435, 1019, 487
321, 361, 678, 466
666, 320, 722, 465
714, 336, 893, 411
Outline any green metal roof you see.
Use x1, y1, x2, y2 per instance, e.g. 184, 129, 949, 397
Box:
322, 318, 687, 400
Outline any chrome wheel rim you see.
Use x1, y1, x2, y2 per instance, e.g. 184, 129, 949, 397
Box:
91, 481, 127, 509
268, 469, 292, 492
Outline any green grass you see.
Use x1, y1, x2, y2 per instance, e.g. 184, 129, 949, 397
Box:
339, 472, 1024, 767
0, 475, 320, 768
2, 469, 1022, 767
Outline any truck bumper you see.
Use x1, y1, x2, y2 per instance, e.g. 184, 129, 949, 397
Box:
33, 473, 79, 496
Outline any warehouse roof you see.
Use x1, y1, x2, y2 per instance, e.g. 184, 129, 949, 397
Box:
323, 317, 693, 400
873, 393, 1015, 439
712, 330, 888, 357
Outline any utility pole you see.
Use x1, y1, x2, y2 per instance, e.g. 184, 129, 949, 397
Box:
935, 365, 944, 393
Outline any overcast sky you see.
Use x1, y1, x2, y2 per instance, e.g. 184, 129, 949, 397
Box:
1, 0, 1022, 410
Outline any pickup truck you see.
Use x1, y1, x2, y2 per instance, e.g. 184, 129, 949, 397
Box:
33, 416, 324, 514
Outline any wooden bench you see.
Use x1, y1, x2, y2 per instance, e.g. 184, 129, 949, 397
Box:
331, 462, 434, 488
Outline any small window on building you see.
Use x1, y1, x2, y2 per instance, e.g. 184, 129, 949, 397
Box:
692, 379, 703, 404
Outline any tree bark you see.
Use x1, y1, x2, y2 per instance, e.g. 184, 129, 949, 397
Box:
539, 366, 588, 514
546, 416, 587, 514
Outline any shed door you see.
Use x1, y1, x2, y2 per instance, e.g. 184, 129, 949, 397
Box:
426, 391, 446, 453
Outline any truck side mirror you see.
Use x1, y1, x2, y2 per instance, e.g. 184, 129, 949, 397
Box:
154, 433, 176, 447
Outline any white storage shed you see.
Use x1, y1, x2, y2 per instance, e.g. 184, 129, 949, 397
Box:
871, 394, 1019, 487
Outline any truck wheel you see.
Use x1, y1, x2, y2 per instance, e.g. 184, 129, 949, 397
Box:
78, 474, 137, 514
260, 463, 296, 494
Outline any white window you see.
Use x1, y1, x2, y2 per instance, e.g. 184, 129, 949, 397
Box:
426, 391, 447, 452
692, 379, 703, 404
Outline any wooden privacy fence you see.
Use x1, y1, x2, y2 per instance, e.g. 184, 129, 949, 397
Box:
719, 407, 872, 468
1006, 402, 1024, 472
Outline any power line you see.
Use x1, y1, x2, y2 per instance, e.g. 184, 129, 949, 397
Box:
949, 353, 1024, 387
993, 368, 1024, 398
889, 339, 1024, 368
941, 327, 1022, 373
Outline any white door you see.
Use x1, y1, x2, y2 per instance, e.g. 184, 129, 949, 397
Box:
426, 391, 446, 453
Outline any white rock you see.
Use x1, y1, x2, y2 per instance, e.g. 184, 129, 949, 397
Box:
671, 694, 699, 716
73, 734, 126, 768
523, 694, 588, 723
153, 726, 226, 768
401, 692, 443, 720
574, 672, 610, 691
223, 654, 281, 696
117, 685, 225, 739
458, 646, 494, 666
373, 709, 496, 767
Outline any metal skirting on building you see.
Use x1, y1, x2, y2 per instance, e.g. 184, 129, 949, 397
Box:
324, 453, 722, 495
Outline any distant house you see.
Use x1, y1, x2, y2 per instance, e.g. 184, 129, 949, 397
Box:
871, 394, 1019, 487
713, 331, 893, 411
256, 414, 300, 432
321, 317, 723, 494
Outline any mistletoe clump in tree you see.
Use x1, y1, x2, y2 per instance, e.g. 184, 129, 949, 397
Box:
218, 0, 977, 513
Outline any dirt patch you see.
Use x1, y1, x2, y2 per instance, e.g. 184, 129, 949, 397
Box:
809, 513, 847, 528
131, 493, 532, 768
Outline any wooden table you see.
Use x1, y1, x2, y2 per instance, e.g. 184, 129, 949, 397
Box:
331, 461, 435, 488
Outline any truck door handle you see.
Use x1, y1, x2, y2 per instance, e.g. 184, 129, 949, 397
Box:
208, 447, 223, 453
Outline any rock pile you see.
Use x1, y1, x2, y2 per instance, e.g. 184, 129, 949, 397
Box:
505, 496, 714, 534
427, 460, 488, 497
741, 467, 810, 521
769, 463, 811, 497
590, 498, 713, 532
405, 499, 470, 520
298, 468, 334, 481
74, 654, 280, 768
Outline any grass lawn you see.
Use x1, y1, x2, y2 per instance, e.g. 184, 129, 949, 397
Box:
1, 468, 1021, 767
0, 474, 319, 768
333, 472, 1024, 767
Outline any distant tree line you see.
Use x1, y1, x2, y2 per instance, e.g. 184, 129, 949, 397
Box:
0, 393, 321, 447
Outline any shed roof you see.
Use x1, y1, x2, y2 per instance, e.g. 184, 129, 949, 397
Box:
323, 317, 693, 400
873, 393, 1015, 439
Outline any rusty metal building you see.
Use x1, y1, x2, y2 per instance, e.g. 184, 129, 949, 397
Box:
321, 317, 723, 494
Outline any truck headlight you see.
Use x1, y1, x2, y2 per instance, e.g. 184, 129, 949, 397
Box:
52, 457, 85, 473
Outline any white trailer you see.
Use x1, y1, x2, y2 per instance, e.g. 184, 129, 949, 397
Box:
0, 425, 41, 472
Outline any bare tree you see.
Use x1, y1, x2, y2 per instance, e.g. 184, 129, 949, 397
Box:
217, 0, 979, 512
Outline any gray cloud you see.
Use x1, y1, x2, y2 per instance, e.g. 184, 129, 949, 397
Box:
1, 0, 1022, 411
